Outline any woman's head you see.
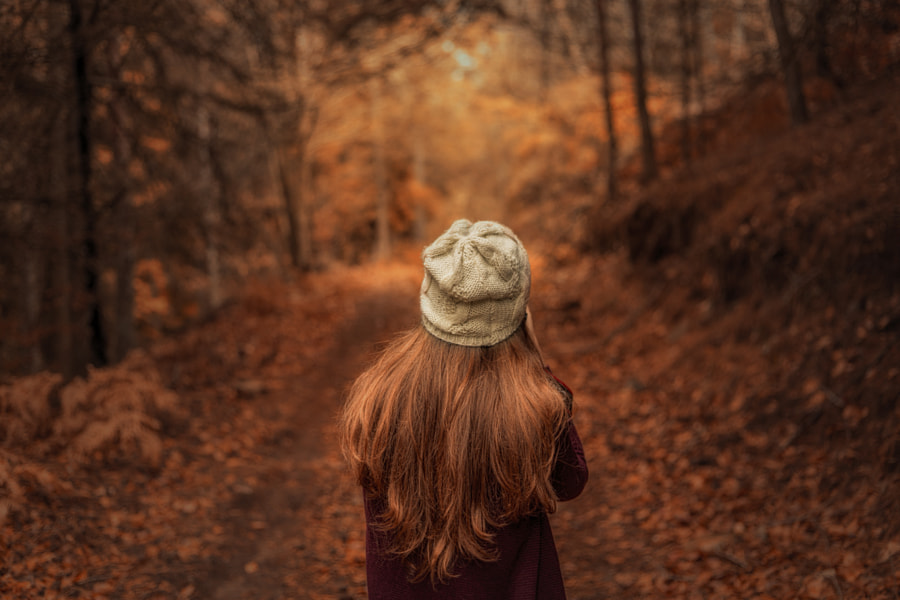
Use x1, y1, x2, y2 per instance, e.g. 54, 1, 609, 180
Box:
340, 220, 569, 584
420, 219, 531, 347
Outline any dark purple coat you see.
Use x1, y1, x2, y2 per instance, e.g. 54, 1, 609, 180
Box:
362, 375, 589, 600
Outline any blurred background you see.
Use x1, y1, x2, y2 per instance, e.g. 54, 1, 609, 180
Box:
3, 2, 900, 598
2, 0, 896, 379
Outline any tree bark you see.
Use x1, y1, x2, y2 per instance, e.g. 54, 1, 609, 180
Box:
266, 113, 312, 272
371, 77, 390, 261
298, 148, 315, 268
49, 0, 74, 378
197, 107, 223, 310
54, 109, 74, 379
595, 0, 618, 201
691, 0, 706, 155
293, 28, 315, 270
813, 0, 843, 88
273, 142, 301, 268
108, 38, 136, 362
677, 0, 693, 166
413, 134, 427, 242
768, 0, 809, 124
732, 1, 747, 61
69, 0, 107, 369
113, 210, 136, 360
21, 206, 44, 373
540, 0, 552, 99
627, 0, 658, 182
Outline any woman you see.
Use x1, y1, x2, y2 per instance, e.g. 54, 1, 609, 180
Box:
340, 219, 588, 599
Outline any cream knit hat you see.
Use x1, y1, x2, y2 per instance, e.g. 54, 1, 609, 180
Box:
420, 219, 530, 347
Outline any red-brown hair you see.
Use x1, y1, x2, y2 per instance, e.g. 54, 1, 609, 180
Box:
339, 322, 570, 584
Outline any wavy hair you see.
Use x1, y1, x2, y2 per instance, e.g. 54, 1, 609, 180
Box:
339, 322, 570, 584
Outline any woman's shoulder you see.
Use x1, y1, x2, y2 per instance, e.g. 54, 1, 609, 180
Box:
543, 366, 573, 410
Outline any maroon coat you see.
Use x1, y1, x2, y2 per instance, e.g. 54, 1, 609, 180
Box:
362, 374, 589, 600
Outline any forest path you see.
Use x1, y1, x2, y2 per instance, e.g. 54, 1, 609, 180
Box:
3, 253, 896, 599
179, 255, 897, 600
186, 273, 419, 600
183, 264, 640, 600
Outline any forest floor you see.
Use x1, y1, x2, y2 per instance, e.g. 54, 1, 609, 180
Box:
3, 76, 900, 598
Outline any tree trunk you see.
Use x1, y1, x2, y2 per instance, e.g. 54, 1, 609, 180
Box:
69, 0, 107, 369
108, 38, 136, 362
43, 0, 74, 378
413, 134, 427, 242
595, 0, 618, 201
691, 0, 706, 155
768, 0, 809, 124
266, 114, 312, 272
197, 108, 223, 310
627, 0, 658, 182
677, 0, 693, 167
540, 0, 552, 99
274, 142, 301, 268
25, 268, 43, 373
371, 78, 390, 261
298, 145, 315, 268
293, 29, 315, 270
113, 213, 136, 360
54, 110, 74, 379
813, 0, 843, 88
22, 207, 44, 373
732, 0, 747, 61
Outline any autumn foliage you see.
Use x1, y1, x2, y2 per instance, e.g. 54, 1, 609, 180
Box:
2, 1, 900, 598
3, 70, 900, 598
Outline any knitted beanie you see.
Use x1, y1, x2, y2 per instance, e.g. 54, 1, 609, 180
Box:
420, 219, 531, 347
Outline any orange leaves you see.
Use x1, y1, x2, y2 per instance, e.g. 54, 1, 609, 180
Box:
537, 212, 900, 599
2, 238, 898, 600
0, 372, 62, 446
879, 540, 900, 564
803, 569, 845, 599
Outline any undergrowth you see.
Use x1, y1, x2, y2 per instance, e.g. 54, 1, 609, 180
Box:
0, 350, 180, 525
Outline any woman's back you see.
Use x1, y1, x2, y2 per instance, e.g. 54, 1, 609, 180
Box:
340, 220, 589, 599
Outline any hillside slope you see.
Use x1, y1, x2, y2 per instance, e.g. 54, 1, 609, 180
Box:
531, 72, 900, 598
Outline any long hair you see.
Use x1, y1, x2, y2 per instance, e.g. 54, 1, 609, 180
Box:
339, 322, 570, 584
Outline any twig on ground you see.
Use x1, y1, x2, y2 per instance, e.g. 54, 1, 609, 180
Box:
824, 570, 844, 600
711, 550, 751, 572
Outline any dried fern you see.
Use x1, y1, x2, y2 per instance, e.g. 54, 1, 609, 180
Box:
55, 350, 178, 469
70, 411, 163, 467
0, 372, 62, 446
0, 351, 180, 525
1, 350, 178, 469
0, 450, 24, 525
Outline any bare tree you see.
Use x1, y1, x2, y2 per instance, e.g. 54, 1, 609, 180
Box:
595, 0, 619, 200
104, 34, 137, 363
627, 0, 658, 182
677, 0, 695, 166
370, 77, 391, 261
811, 0, 843, 89
768, 0, 809, 124
540, 0, 554, 98
0, 0, 286, 374
691, 0, 706, 155
68, 0, 108, 368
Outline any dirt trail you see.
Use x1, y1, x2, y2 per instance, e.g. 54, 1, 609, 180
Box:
184, 253, 898, 600
190, 287, 417, 600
